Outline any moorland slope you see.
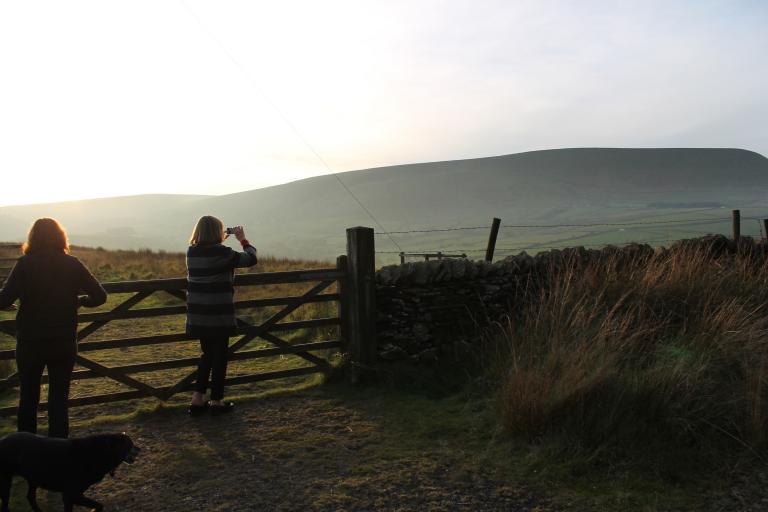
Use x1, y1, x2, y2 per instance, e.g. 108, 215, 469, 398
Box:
1, 148, 766, 260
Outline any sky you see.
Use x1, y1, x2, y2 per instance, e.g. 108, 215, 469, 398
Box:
0, 0, 766, 207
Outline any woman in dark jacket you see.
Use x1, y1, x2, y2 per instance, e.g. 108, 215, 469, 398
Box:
0, 218, 107, 437
186, 215, 257, 416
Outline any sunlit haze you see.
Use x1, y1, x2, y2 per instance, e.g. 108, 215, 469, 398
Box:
1, 1, 766, 206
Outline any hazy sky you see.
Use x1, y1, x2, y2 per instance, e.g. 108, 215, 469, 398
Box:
1, 0, 766, 206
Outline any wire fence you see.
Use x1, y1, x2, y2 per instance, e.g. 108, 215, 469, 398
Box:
375, 217, 734, 234
373, 210, 768, 260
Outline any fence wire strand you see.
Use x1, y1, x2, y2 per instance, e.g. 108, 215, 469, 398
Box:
374, 216, 742, 235
376, 233, 765, 256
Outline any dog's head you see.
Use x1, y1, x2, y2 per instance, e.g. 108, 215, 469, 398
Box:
120, 432, 141, 465
89, 433, 141, 476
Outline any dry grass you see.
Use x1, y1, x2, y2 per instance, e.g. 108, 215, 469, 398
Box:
490, 244, 768, 471
0, 244, 337, 280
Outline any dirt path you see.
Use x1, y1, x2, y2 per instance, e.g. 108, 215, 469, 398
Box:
42, 391, 557, 512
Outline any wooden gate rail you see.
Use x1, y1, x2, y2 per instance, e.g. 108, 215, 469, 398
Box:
0, 265, 347, 416
0, 257, 17, 286
0, 244, 20, 286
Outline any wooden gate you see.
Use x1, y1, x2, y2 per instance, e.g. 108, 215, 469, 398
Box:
0, 244, 19, 288
0, 227, 377, 416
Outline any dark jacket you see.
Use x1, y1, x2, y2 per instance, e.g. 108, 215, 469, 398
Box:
186, 243, 258, 338
0, 252, 107, 342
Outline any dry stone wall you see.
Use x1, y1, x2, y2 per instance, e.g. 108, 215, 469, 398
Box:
374, 235, 765, 364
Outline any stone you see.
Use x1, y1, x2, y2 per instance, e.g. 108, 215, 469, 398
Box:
418, 348, 438, 363
411, 262, 431, 285
379, 344, 408, 361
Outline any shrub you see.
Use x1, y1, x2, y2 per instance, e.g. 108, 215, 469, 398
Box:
492, 245, 768, 468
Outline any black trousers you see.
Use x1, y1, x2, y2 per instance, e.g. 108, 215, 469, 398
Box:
194, 337, 229, 401
15, 340, 76, 438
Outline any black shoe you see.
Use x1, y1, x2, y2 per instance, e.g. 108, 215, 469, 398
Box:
188, 402, 209, 416
209, 400, 235, 416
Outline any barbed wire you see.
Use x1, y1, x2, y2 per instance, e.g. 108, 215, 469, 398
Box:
375, 238, 680, 254
373, 215, 746, 235
501, 218, 732, 228
374, 226, 489, 234
375, 233, 765, 256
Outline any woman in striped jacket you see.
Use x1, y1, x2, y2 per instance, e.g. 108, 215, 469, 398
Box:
186, 216, 257, 416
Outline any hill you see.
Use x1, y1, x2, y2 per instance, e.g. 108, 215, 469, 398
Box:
1, 148, 766, 261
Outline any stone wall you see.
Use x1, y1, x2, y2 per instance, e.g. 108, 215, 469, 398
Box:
374, 235, 765, 364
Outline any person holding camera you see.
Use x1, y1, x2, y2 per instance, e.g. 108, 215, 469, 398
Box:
0, 218, 107, 437
186, 215, 257, 416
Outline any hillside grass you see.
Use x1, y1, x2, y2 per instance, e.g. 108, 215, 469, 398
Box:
383, 206, 757, 264
484, 242, 768, 506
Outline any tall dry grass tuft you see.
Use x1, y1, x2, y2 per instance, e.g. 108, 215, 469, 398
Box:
492, 244, 768, 464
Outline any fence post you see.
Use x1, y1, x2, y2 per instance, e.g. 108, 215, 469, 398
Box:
732, 209, 741, 242
346, 227, 377, 381
485, 217, 501, 262
336, 255, 350, 354
763, 219, 768, 241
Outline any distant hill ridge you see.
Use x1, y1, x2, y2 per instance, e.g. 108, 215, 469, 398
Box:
0, 148, 766, 259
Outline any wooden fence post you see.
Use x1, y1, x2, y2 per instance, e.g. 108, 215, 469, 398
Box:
485, 217, 501, 262
732, 210, 741, 242
763, 219, 768, 241
346, 227, 377, 380
336, 255, 350, 354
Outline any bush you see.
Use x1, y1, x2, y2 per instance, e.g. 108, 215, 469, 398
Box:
491, 244, 768, 469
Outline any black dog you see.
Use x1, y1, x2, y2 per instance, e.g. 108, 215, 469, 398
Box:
0, 432, 139, 512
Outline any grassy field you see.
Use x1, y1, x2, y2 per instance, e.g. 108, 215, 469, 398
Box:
380, 206, 764, 264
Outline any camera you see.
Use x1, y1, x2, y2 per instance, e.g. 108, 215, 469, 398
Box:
225, 227, 236, 235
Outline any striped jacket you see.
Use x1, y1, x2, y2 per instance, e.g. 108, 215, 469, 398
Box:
186, 243, 258, 337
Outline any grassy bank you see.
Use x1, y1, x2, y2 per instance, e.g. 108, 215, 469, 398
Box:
483, 242, 768, 506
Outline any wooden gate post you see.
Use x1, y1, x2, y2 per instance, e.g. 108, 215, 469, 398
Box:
336, 254, 350, 354
346, 227, 377, 380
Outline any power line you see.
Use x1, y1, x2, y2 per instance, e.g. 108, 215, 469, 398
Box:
177, 1, 403, 252
172, 3, 766, 255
